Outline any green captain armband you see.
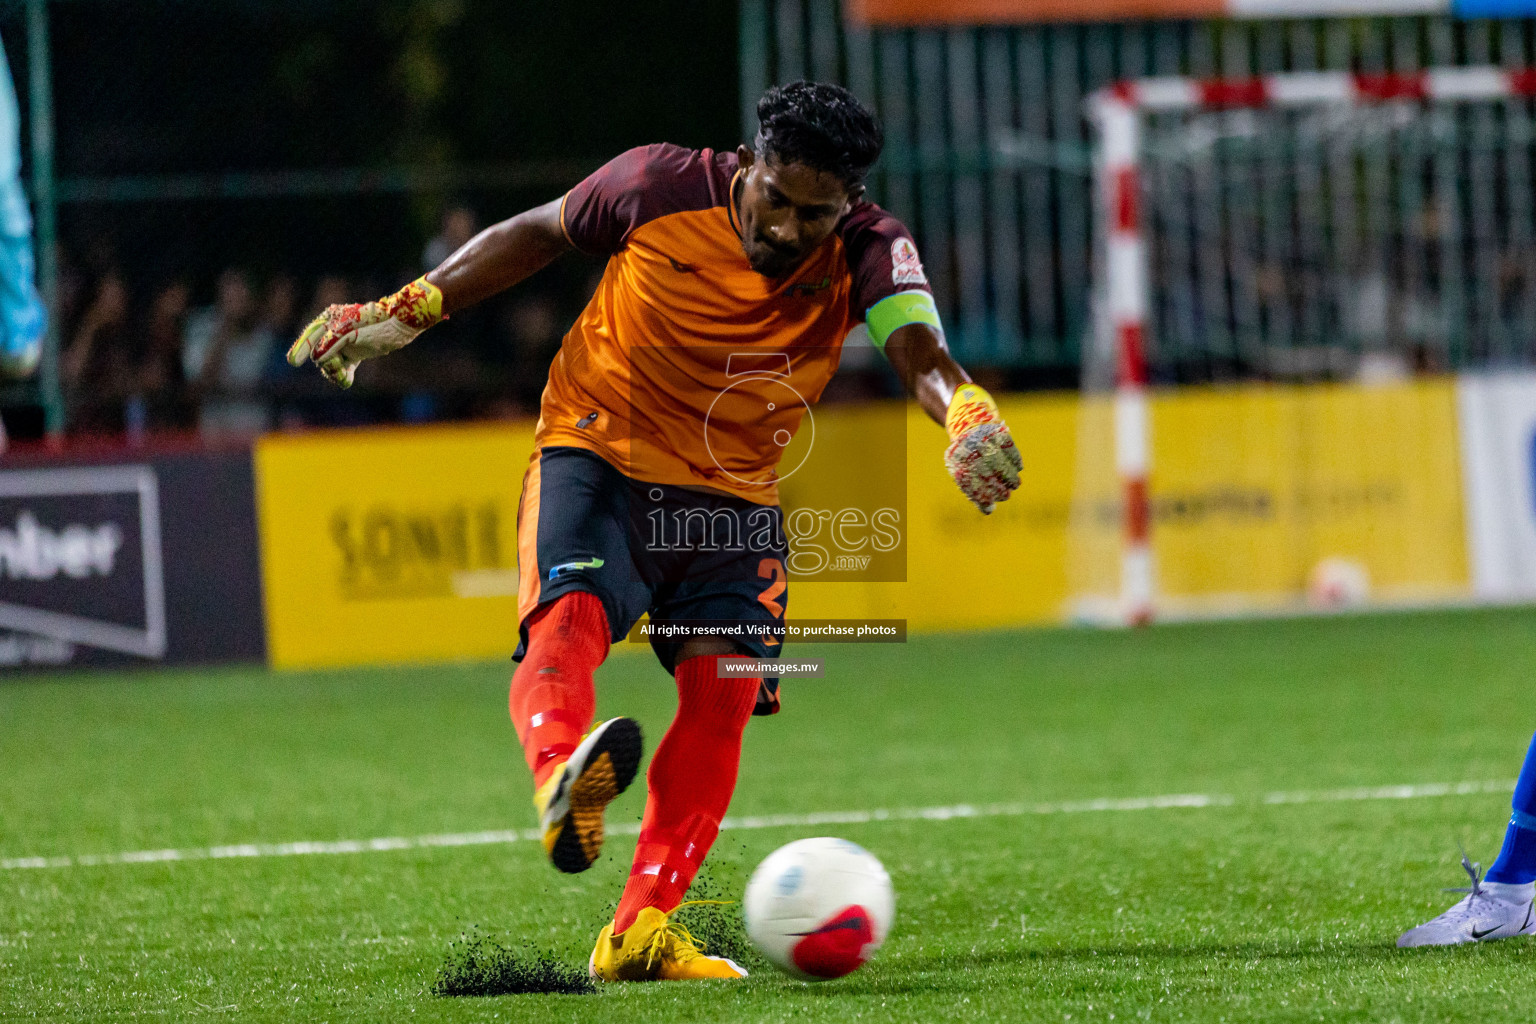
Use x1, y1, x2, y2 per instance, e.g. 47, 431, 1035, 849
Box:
865, 291, 942, 353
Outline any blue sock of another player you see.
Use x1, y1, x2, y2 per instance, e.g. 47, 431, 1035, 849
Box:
1486, 732, 1536, 886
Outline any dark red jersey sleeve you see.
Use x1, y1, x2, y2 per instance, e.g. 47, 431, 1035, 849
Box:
560, 144, 726, 255
836, 202, 933, 320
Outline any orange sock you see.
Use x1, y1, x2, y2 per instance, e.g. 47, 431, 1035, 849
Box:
508, 592, 610, 789
613, 654, 757, 934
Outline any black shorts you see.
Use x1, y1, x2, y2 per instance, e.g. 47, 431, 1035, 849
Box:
514, 446, 787, 705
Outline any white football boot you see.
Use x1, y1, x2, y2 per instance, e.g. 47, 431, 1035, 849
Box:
1397, 854, 1536, 948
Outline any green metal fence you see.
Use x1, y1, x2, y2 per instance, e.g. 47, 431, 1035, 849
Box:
741, 1, 1536, 374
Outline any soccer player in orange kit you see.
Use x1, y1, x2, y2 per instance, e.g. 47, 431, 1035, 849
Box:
288, 82, 1022, 981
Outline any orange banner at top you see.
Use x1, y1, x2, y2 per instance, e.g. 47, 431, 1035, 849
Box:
846, 0, 1224, 23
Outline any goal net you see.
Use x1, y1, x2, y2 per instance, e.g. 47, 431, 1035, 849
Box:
1072, 68, 1536, 624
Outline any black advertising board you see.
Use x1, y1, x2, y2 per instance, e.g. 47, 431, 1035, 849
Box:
0, 447, 266, 670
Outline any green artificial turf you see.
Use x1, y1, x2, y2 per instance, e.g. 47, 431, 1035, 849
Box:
3, 606, 1536, 1022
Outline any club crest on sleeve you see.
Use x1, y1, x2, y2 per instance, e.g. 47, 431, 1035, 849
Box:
890, 238, 927, 286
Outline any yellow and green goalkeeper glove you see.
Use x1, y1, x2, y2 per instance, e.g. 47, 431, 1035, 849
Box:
286, 277, 445, 389
943, 383, 1022, 514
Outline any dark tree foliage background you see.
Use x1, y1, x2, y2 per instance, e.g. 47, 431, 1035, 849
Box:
2, 0, 738, 295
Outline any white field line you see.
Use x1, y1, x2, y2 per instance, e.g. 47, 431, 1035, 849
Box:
1, 779, 1512, 873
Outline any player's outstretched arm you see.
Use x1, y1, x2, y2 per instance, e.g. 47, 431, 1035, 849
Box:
426, 197, 571, 314
288, 197, 571, 388
884, 321, 1022, 515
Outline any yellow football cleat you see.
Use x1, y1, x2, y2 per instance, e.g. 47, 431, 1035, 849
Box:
588, 903, 749, 982
533, 717, 642, 874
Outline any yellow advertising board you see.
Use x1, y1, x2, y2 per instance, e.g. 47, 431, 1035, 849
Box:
784, 394, 1083, 630
1148, 380, 1469, 609
255, 424, 536, 670
254, 379, 1469, 670
792, 379, 1469, 627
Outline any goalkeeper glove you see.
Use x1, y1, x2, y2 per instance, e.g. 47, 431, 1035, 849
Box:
286, 277, 445, 388
943, 383, 1022, 514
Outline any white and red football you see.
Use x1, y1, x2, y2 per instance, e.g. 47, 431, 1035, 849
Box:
743, 837, 895, 980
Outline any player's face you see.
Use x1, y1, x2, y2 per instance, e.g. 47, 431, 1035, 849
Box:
736, 147, 860, 278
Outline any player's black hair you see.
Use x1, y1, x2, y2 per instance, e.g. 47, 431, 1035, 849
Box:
754, 81, 883, 189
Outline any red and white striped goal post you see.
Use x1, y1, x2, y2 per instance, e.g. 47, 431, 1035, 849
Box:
1087, 66, 1536, 626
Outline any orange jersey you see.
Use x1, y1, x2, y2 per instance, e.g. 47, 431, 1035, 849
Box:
536, 144, 931, 505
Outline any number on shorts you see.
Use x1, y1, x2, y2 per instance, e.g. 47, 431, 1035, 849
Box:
756, 558, 786, 618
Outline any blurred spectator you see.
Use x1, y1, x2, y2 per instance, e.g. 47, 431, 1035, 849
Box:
258, 273, 300, 377
53, 252, 84, 344
61, 271, 134, 433
29, 230, 609, 441
137, 280, 192, 430
306, 274, 352, 322
423, 204, 477, 271
261, 273, 300, 343
497, 294, 562, 414
182, 269, 272, 439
